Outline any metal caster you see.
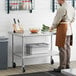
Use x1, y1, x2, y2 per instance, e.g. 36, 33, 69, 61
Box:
23, 67, 25, 72
51, 59, 54, 64
13, 62, 16, 68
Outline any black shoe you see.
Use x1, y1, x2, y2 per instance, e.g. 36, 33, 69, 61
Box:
53, 68, 61, 72
66, 65, 70, 69
53, 66, 65, 73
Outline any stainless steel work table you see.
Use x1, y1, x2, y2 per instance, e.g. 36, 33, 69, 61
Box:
8, 31, 57, 72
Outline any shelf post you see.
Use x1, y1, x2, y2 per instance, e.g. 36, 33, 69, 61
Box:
7, 0, 9, 14
29, 0, 32, 13
52, 0, 55, 12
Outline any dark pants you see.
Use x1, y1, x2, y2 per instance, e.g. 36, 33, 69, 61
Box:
58, 36, 71, 68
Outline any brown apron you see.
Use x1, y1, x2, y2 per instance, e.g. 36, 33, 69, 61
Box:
56, 22, 73, 47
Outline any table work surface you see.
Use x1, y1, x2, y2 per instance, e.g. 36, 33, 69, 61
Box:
8, 31, 56, 37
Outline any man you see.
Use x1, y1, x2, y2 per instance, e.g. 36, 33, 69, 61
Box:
50, 0, 75, 72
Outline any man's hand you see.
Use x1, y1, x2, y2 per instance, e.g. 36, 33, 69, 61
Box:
49, 27, 54, 32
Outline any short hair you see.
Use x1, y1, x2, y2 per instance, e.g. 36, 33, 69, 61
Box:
62, 0, 65, 2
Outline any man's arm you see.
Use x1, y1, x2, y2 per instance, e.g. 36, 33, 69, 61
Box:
50, 7, 66, 31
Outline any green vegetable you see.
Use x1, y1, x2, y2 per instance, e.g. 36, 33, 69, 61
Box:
41, 24, 49, 32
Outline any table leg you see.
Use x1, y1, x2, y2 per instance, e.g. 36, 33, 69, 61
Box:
22, 37, 25, 72
51, 34, 54, 64
12, 34, 16, 68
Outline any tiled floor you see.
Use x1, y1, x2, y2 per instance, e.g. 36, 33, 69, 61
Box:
0, 61, 76, 76
62, 68, 76, 75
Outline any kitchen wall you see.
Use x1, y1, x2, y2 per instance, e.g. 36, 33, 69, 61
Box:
0, 0, 76, 67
